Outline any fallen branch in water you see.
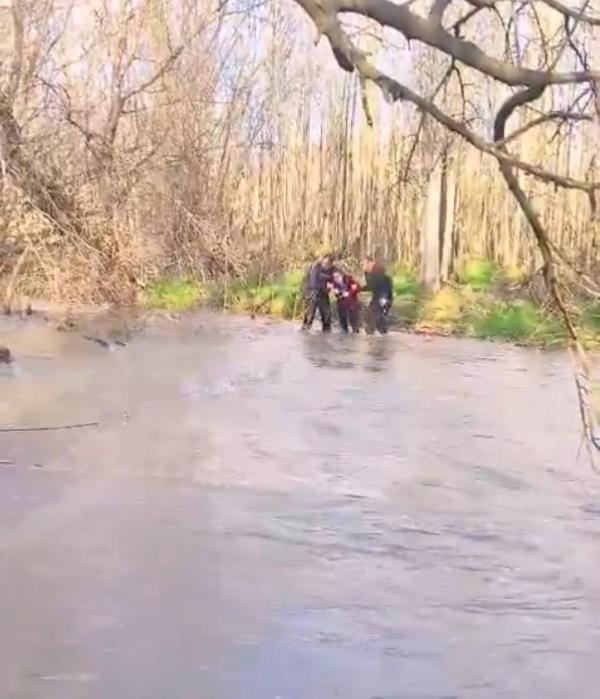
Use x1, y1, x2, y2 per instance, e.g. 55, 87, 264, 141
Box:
0, 458, 44, 468
0, 421, 98, 433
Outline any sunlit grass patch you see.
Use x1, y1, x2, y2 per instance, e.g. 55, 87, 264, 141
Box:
468, 300, 565, 346
581, 303, 600, 333
416, 287, 466, 332
226, 272, 304, 319
392, 268, 419, 297
458, 259, 498, 291
142, 277, 204, 312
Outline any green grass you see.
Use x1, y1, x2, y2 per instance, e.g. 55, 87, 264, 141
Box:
280, 270, 305, 288
394, 296, 420, 326
459, 259, 498, 291
469, 300, 565, 346
142, 277, 204, 312
471, 301, 538, 341
410, 285, 568, 346
390, 266, 419, 297
581, 303, 600, 332
226, 272, 304, 319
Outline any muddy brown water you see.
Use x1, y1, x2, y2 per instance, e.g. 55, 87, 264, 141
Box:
1, 311, 600, 698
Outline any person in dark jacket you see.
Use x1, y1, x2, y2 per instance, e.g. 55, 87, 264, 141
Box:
362, 256, 393, 334
329, 269, 361, 333
301, 254, 335, 332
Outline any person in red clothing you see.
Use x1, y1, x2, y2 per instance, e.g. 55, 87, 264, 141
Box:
329, 269, 361, 333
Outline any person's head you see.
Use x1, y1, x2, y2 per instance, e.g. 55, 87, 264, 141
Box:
363, 256, 376, 273
332, 269, 344, 284
321, 253, 334, 270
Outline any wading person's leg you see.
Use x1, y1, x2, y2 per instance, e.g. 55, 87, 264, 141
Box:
376, 302, 390, 334
317, 293, 332, 332
337, 301, 349, 333
349, 305, 360, 333
302, 291, 318, 330
365, 300, 378, 335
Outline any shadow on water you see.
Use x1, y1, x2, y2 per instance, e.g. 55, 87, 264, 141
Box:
301, 332, 358, 371
301, 331, 394, 374
364, 335, 394, 373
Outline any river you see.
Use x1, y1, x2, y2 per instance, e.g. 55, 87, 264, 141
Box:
1, 311, 599, 698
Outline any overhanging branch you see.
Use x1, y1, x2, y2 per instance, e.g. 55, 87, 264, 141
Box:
296, 0, 600, 86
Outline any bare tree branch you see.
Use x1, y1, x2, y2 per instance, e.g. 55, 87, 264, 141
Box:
501, 110, 592, 144
429, 0, 454, 24
122, 45, 185, 101
300, 0, 600, 85
541, 0, 600, 26
401, 58, 455, 182
492, 85, 578, 334
294, 3, 600, 193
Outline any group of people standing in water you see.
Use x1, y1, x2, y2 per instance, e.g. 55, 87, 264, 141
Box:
302, 254, 393, 335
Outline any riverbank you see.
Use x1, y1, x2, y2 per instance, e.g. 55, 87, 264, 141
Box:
138, 261, 600, 349
3, 259, 599, 351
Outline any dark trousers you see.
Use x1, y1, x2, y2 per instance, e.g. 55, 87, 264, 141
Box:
302, 290, 332, 331
337, 300, 360, 333
365, 298, 391, 335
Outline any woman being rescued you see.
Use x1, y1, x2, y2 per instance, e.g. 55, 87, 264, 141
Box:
328, 269, 361, 333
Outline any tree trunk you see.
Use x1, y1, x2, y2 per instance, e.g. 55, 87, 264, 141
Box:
420, 160, 442, 294
440, 154, 456, 282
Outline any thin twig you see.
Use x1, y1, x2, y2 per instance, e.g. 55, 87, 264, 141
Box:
0, 421, 99, 433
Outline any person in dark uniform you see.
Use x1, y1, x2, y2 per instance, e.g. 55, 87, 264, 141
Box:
362, 256, 393, 335
301, 254, 335, 332
329, 269, 361, 333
